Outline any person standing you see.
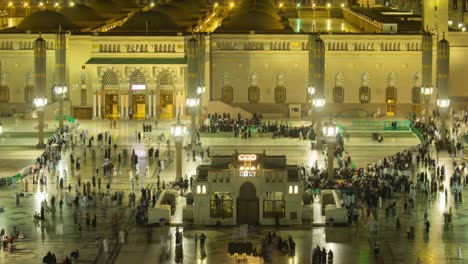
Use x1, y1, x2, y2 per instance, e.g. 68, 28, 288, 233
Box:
458, 244, 463, 259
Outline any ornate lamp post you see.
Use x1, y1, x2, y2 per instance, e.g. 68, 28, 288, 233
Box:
54, 84, 67, 129
322, 116, 338, 179
34, 97, 48, 148
170, 114, 186, 181
197, 85, 205, 129
437, 97, 450, 144
186, 98, 199, 147
421, 86, 432, 125
312, 96, 326, 149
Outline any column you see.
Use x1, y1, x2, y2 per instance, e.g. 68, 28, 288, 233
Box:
97, 94, 102, 119
327, 141, 334, 179
59, 98, 64, 128
180, 91, 185, 116
148, 93, 152, 117
175, 91, 179, 119
316, 118, 322, 150
92, 93, 97, 118
175, 137, 183, 181
198, 95, 203, 128
120, 93, 124, 119
153, 93, 157, 120
38, 110, 45, 147
190, 108, 197, 146
124, 94, 129, 118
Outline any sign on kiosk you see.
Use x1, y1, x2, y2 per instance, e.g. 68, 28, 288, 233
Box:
238, 154, 257, 161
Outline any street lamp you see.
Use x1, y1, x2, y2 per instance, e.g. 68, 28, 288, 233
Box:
436, 98, 450, 108
186, 97, 199, 147
54, 84, 67, 129
34, 97, 48, 148
170, 114, 186, 181
312, 96, 325, 150
421, 86, 432, 125
197, 85, 205, 129
322, 116, 338, 179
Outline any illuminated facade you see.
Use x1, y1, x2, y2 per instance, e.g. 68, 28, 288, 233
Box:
191, 153, 303, 225
0, 0, 466, 120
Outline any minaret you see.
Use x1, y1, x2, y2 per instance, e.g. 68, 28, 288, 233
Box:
186, 36, 200, 146
55, 26, 66, 97
436, 34, 450, 143
422, 0, 448, 40
308, 32, 325, 149
307, 33, 317, 98
421, 30, 433, 91
55, 27, 67, 128
421, 29, 433, 124
315, 35, 325, 100
196, 33, 205, 129
197, 33, 205, 89
34, 34, 47, 148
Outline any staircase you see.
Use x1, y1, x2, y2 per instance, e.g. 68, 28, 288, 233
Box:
205, 101, 253, 118
231, 103, 290, 118
205, 101, 293, 119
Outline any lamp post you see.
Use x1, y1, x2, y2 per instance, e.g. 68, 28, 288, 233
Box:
322, 116, 338, 179
421, 86, 432, 125
437, 97, 450, 145
170, 115, 186, 181
186, 98, 199, 148
54, 84, 67, 129
34, 97, 48, 148
197, 85, 205, 129
308, 85, 315, 141
312, 96, 326, 150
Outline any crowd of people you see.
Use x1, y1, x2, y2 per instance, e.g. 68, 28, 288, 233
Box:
300, 110, 467, 261
200, 112, 320, 141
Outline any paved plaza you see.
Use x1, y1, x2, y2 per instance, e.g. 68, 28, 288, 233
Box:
0, 118, 466, 264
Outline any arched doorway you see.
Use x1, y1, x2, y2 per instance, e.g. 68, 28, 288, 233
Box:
158, 70, 175, 119
102, 70, 119, 119
237, 181, 259, 225
129, 70, 146, 119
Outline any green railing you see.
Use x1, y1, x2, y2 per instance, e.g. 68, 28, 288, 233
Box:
55, 115, 76, 123
383, 121, 411, 131
409, 123, 424, 142
350, 120, 411, 131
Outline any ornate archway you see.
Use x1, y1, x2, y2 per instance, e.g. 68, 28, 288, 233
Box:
237, 181, 259, 225
129, 70, 146, 119
101, 70, 119, 119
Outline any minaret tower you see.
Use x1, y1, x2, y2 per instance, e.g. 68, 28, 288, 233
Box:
422, 0, 448, 40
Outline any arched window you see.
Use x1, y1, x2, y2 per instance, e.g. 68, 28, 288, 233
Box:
248, 72, 259, 103
275, 86, 286, 103
412, 72, 422, 104
222, 86, 233, 103
274, 72, 286, 103
248, 86, 260, 103
102, 70, 119, 88
158, 70, 173, 86
359, 87, 370, 103
386, 87, 397, 103
360, 72, 371, 103
130, 70, 146, 85
333, 72, 344, 103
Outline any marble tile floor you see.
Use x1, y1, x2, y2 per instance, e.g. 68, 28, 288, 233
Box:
0, 119, 466, 264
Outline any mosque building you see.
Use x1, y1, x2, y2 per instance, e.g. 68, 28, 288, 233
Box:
0, 0, 466, 122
